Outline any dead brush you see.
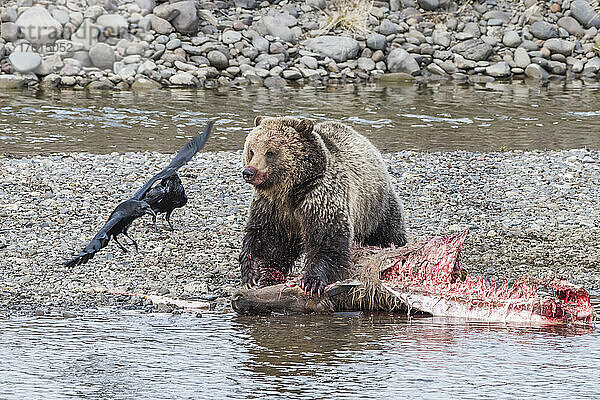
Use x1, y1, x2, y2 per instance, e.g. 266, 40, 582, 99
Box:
320, 0, 374, 36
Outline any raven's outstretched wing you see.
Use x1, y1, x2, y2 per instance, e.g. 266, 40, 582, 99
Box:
63, 214, 123, 268
132, 120, 214, 200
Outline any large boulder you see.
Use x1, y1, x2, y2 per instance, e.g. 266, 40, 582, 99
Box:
0, 75, 27, 89
451, 39, 493, 61
386, 48, 420, 74
303, 36, 360, 62
71, 19, 101, 50
207, 50, 229, 70
147, 15, 174, 34
485, 62, 511, 77
557, 16, 585, 37
259, 15, 297, 43
543, 38, 575, 56
529, 21, 558, 40
89, 43, 116, 69
8, 51, 42, 73
366, 33, 386, 50
1, 22, 20, 42
96, 14, 128, 36
171, 1, 199, 34
570, 0, 600, 29
15, 5, 63, 45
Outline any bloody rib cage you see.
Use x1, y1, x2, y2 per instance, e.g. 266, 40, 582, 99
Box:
379, 230, 596, 326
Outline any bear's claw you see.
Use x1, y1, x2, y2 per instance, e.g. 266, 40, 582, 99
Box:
299, 274, 327, 297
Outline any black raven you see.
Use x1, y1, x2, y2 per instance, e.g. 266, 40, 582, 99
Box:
141, 173, 187, 230
132, 120, 213, 228
63, 120, 214, 267
64, 200, 156, 268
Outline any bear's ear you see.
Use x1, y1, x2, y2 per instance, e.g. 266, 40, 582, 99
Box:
291, 118, 314, 136
254, 116, 264, 127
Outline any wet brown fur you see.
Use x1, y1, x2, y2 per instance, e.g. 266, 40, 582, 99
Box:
240, 116, 407, 294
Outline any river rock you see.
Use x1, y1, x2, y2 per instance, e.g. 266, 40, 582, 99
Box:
207, 50, 229, 70
51, 10, 70, 26
379, 19, 399, 36
544, 38, 575, 55
366, 33, 386, 50
1, 22, 20, 42
148, 15, 174, 34
260, 16, 297, 43
132, 77, 161, 90
304, 36, 360, 62
223, 30, 242, 45
485, 61, 511, 77
87, 80, 115, 90
557, 16, 585, 36
34, 60, 53, 76
299, 55, 318, 69
84, 6, 104, 21
502, 31, 521, 47
453, 54, 476, 69
97, 14, 128, 37
525, 63, 549, 79
462, 22, 481, 39
136, 0, 156, 12
357, 57, 376, 71
514, 47, 531, 68
1, 6, 17, 22
485, 10, 511, 23
8, 51, 42, 73
432, 30, 451, 47
306, 0, 326, 9
72, 19, 101, 50
153, 3, 178, 20
89, 43, 115, 69
417, 0, 446, 11
529, 21, 559, 39
15, 5, 63, 45
264, 76, 286, 88
169, 71, 196, 85
0, 74, 26, 89
387, 48, 420, 74
583, 57, 600, 74
451, 39, 493, 61
171, 1, 199, 34
570, 0, 600, 29
252, 35, 269, 53
282, 69, 302, 79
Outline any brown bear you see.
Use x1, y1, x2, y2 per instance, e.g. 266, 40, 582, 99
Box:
239, 116, 407, 295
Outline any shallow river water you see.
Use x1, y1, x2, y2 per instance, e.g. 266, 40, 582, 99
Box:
1, 80, 600, 156
1, 310, 599, 400
1, 82, 599, 399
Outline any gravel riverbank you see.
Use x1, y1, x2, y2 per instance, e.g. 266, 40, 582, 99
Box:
0, 149, 598, 314
1, 0, 600, 90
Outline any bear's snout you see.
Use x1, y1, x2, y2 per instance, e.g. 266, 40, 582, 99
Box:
243, 166, 257, 183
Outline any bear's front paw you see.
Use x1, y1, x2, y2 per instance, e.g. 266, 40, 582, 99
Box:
241, 266, 261, 289
299, 273, 328, 297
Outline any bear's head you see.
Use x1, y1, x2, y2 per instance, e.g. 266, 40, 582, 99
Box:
243, 116, 325, 195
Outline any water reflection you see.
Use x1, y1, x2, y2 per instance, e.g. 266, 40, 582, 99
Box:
0, 310, 598, 400
1, 80, 600, 156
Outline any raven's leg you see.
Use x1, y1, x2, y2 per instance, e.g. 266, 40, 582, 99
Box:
165, 210, 174, 231
122, 231, 139, 252
113, 235, 128, 253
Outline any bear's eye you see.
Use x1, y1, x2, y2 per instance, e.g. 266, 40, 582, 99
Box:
265, 151, 275, 158
249, 149, 254, 160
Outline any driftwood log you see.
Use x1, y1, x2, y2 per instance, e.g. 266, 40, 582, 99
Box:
232, 231, 597, 326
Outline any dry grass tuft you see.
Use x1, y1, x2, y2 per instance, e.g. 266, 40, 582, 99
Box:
320, 0, 374, 36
